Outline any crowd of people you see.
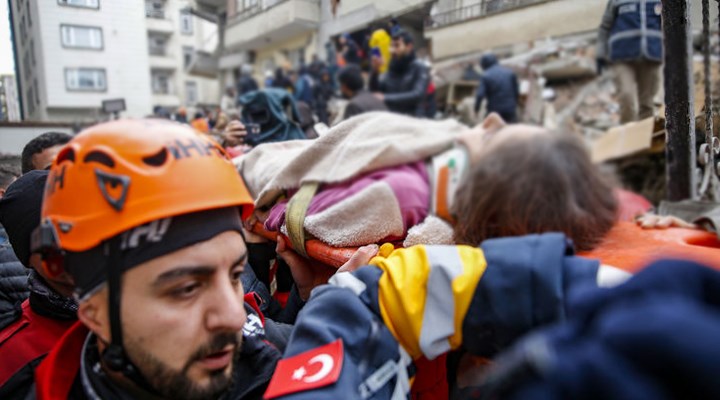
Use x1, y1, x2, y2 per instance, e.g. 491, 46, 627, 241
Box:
1, 2, 718, 400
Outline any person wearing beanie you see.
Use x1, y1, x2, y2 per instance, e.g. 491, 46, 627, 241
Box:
0, 170, 78, 399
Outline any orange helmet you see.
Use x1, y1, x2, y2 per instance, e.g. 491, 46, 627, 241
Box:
41, 119, 253, 255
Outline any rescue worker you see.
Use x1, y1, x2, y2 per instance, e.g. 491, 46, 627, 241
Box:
369, 30, 430, 117
21, 131, 72, 174
597, 0, 663, 123
0, 171, 77, 399
264, 234, 630, 399
28, 120, 373, 400
474, 53, 519, 123
29, 119, 629, 400
368, 25, 391, 74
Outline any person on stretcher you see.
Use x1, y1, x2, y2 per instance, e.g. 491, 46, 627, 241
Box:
237, 112, 620, 255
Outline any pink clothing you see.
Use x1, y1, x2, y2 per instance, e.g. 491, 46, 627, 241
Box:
265, 162, 430, 244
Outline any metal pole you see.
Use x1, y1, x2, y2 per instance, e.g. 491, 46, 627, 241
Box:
663, 0, 697, 201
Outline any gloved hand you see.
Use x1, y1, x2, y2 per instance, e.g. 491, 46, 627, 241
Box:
596, 58, 607, 75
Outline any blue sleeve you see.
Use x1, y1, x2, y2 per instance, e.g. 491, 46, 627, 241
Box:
462, 233, 599, 357
277, 266, 410, 399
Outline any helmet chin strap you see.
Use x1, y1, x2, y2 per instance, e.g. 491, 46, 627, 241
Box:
100, 237, 160, 396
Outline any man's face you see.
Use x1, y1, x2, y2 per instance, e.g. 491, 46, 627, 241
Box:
32, 144, 65, 171
82, 230, 248, 400
390, 38, 411, 59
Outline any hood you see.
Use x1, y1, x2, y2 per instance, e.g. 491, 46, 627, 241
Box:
480, 53, 498, 70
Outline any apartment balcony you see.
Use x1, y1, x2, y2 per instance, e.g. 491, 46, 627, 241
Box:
149, 50, 177, 70
225, 0, 320, 51
146, 11, 175, 34
189, 0, 226, 13
325, 0, 432, 37
186, 50, 219, 79
424, 0, 606, 60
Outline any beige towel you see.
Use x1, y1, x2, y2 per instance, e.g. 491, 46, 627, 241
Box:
236, 111, 468, 209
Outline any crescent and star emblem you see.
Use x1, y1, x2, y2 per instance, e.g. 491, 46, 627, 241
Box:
291, 353, 335, 383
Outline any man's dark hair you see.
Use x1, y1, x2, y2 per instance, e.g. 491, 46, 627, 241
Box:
21, 132, 72, 174
392, 30, 414, 45
0, 164, 17, 190
338, 65, 364, 93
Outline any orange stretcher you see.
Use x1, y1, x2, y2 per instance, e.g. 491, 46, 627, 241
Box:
251, 222, 357, 268
254, 221, 720, 272
579, 221, 720, 272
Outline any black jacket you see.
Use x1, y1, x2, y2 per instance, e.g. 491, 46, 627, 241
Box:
370, 53, 430, 116
343, 90, 389, 120
0, 236, 29, 331
474, 54, 519, 122
26, 302, 287, 400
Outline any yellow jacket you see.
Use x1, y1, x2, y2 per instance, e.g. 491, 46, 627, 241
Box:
369, 29, 392, 74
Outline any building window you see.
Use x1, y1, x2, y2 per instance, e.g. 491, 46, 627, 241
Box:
26, 1, 32, 26
145, 0, 165, 19
148, 35, 168, 56
151, 71, 172, 94
65, 68, 107, 91
185, 81, 197, 105
61, 25, 103, 50
182, 46, 194, 68
180, 11, 193, 35
238, 0, 259, 11
30, 40, 35, 66
57, 0, 100, 9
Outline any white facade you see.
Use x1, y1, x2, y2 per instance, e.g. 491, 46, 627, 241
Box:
9, 0, 220, 122
0, 75, 21, 122
11, 0, 153, 121
146, 0, 220, 110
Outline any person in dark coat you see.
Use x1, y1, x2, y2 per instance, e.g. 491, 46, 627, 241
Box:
289, 68, 315, 109
338, 33, 361, 66
0, 240, 28, 329
478, 259, 720, 400
271, 67, 294, 93
474, 53, 520, 123
338, 64, 388, 120
236, 64, 260, 104
369, 30, 430, 117
314, 69, 334, 124
0, 171, 77, 399
597, 0, 662, 123
0, 164, 27, 328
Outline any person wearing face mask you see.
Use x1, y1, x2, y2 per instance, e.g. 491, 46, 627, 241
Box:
369, 30, 430, 117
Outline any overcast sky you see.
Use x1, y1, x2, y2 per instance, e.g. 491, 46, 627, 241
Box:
0, 1, 15, 75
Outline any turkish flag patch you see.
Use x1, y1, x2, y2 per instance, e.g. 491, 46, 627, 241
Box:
264, 339, 344, 399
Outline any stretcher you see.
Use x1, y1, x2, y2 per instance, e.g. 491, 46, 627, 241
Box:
253, 221, 720, 272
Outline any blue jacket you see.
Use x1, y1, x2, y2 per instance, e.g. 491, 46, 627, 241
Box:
481, 259, 720, 400
293, 74, 315, 107
597, 0, 663, 63
265, 234, 604, 399
474, 54, 519, 122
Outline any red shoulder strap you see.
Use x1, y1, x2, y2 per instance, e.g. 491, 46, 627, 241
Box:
35, 322, 88, 400
244, 292, 265, 326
